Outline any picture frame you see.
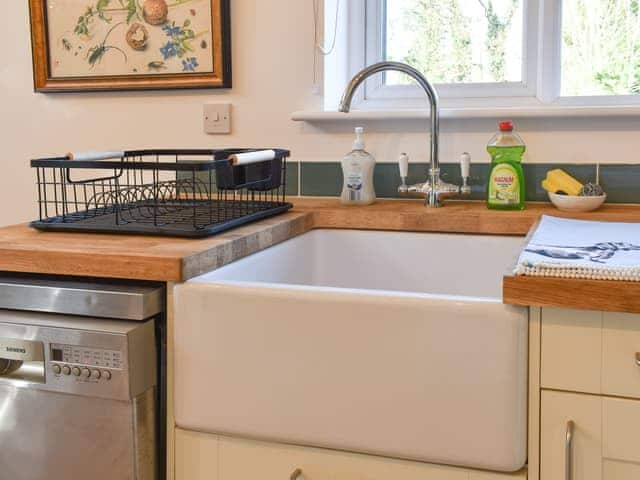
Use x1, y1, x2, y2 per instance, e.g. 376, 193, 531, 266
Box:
29, 0, 231, 92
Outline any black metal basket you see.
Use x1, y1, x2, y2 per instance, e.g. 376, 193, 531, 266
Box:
30, 149, 292, 238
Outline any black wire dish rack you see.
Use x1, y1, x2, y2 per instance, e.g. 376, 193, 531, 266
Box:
30, 149, 293, 238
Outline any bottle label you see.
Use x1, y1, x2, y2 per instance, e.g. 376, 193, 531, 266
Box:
489, 164, 520, 205
347, 172, 363, 201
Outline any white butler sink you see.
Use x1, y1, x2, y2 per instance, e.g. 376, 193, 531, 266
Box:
174, 229, 528, 472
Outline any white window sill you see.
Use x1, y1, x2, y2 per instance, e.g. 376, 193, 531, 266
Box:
291, 105, 640, 122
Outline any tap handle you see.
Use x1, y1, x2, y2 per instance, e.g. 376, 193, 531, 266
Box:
460, 152, 471, 179
460, 152, 471, 194
399, 153, 409, 179
398, 153, 409, 194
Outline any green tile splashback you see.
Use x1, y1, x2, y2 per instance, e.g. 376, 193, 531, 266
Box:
300, 162, 342, 197
284, 160, 299, 196
180, 159, 637, 204
300, 162, 640, 203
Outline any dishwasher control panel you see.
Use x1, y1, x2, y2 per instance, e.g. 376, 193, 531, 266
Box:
0, 314, 155, 401
50, 362, 113, 381
51, 344, 123, 369
49, 344, 124, 387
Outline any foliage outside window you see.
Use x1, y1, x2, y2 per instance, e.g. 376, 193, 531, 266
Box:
385, 0, 523, 86
379, 0, 640, 99
561, 0, 640, 96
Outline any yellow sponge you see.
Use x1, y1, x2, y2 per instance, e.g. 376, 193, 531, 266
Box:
542, 169, 583, 196
542, 178, 562, 193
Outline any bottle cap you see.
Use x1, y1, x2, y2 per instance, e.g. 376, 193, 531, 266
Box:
499, 121, 514, 132
353, 127, 365, 150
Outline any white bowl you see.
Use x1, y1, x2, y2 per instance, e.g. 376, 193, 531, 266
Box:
548, 192, 607, 212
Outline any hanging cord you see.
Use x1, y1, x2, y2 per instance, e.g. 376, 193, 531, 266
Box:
313, 0, 340, 55
313, 0, 340, 87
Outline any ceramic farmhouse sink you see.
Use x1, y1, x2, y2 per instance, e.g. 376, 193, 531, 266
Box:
174, 229, 528, 472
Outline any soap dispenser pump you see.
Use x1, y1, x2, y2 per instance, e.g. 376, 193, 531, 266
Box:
341, 127, 376, 205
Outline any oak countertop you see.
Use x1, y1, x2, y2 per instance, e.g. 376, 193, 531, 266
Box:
1, 198, 640, 312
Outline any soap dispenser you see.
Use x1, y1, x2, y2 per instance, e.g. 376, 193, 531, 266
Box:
341, 127, 376, 205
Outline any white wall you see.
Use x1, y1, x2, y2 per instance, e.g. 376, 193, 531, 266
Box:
1, 0, 640, 226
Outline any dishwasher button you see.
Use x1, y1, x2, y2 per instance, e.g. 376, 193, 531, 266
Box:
91, 369, 101, 380
52, 364, 62, 375
72, 367, 81, 377
62, 365, 71, 376
102, 370, 112, 381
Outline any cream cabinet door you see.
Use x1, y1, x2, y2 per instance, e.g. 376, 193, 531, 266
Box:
602, 397, 640, 468
175, 428, 526, 480
175, 428, 219, 480
540, 391, 602, 480
541, 391, 640, 480
541, 308, 602, 395
601, 312, 640, 399
218, 435, 471, 480
541, 308, 640, 400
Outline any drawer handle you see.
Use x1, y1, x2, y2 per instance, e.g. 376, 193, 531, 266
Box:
290, 468, 303, 480
636, 352, 640, 367
566, 420, 575, 480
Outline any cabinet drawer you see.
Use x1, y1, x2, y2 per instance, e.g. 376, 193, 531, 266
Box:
541, 308, 640, 398
602, 313, 640, 399
175, 428, 526, 480
541, 391, 640, 480
541, 308, 602, 395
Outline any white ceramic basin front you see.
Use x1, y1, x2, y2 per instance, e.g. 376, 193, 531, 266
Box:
174, 229, 528, 472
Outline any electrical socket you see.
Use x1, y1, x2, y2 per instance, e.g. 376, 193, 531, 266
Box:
204, 104, 231, 134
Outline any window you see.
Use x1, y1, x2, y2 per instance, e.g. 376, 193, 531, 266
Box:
385, 0, 525, 85
561, 0, 640, 97
326, 0, 640, 109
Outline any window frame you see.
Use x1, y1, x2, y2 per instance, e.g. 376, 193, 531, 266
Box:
546, 0, 640, 106
331, 0, 640, 110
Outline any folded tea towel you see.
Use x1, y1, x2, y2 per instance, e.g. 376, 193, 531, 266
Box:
515, 215, 640, 281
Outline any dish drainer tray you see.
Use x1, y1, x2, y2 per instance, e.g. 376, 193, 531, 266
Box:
30, 149, 292, 238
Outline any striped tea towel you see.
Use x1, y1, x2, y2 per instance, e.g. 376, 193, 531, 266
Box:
515, 215, 640, 281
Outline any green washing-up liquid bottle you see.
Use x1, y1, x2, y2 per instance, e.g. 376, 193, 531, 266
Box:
487, 120, 526, 210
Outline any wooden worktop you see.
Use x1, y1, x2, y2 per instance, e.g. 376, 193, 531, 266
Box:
1, 198, 640, 312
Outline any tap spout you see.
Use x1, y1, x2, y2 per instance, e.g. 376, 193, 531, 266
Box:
338, 61, 440, 174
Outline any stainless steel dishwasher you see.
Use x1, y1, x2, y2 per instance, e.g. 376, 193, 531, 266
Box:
0, 276, 164, 480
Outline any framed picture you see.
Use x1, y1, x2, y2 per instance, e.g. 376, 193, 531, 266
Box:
29, 0, 231, 92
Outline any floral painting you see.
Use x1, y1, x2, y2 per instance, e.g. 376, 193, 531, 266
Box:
29, 0, 231, 91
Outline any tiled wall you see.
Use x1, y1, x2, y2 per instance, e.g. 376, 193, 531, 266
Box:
287, 161, 640, 203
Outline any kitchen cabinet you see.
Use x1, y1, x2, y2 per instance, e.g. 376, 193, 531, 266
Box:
175, 429, 526, 480
601, 313, 640, 399
540, 390, 640, 480
541, 308, 640, 398
536, 308, 640, 480
175, 428, 220, 480
540, 391, 601, 480
541, 308, 602, 395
